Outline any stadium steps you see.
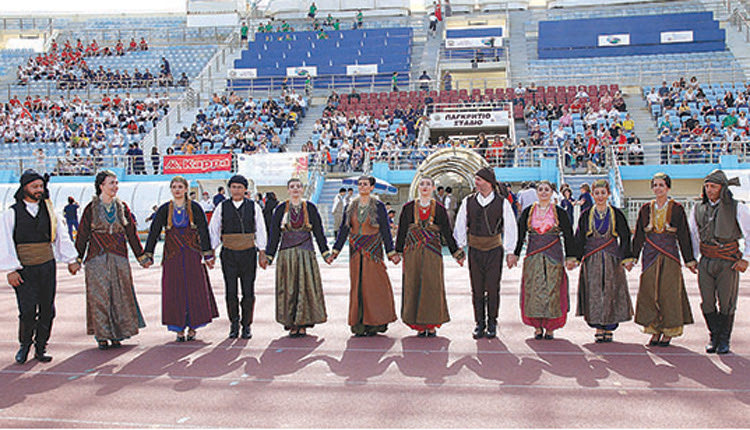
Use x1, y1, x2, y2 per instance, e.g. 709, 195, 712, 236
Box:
508, 10, 532, 84
410, 17, 441, 84
562, 174, 609, 200
623, 91, 660, 164
712, 3, 750, 80
514, 119, 529, 143
317, 177, 345, 236
287, 102, 327, 152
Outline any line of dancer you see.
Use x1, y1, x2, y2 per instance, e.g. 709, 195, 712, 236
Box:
1, 168, 749, 365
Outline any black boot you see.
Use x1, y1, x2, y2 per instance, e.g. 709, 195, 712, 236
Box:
472, 324, 486, 339
15, 344, 31, 364
486, 321, 497, 339
717, 313, 735, 355
241, 325, 252, 339
228, 321, 240, 339
703, 312, 720, 353
15, 321, 33, 364
34, 346, 53, 363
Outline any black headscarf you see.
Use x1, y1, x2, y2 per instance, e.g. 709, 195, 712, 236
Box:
14, 170, 49, 202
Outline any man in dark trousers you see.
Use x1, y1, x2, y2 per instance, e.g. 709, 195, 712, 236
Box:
689, 169, 750, 354
63, 196, 79, 241
453, 167, 517, 339
0, 171, 80, 363
209, 175, 268, 339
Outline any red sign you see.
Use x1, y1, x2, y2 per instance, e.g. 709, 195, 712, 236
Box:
163, 154, 232, 174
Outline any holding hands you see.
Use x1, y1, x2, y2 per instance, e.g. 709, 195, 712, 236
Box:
506, 254, 518, 269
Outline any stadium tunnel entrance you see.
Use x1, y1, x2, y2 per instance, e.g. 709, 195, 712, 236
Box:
408, 147, 488, 203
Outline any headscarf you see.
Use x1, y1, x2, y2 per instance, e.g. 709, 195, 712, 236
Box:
475, 167, 508, 198
228, 174, 249, 189
702, 169, 740, 204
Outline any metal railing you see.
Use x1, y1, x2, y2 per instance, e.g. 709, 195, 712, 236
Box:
5, 80, 186, 100
359, 145, 554, 171
54, 26, 234, 46
623, 197, 698, 228
609, 146, 626, 208
227, 73, 422, 96
141, 31, 241, 168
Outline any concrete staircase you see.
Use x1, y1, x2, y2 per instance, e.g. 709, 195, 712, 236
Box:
410, 16, 441, 87
508, 10, 533, 85
623, 91, 661, 164
287, 101, 327, 152
317, 177, 345, 236
562, 174, 608, 199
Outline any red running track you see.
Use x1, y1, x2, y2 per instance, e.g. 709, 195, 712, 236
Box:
0, 253, 748, 428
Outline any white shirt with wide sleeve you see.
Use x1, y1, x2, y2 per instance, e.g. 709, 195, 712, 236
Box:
688, 201, 750, 262
0, 201, 78, 273
453, 192, 517, 252
209, 198, 267, 251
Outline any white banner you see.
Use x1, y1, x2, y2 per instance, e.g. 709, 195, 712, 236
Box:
227, 68, 258, 79
429, 111, 510, 128
286, 66, 318, 77
346, 64, 378, 75
661, 30, 694, 44
597, 33, 630, 47
236, 152, 309, 186
445, 37, 502, 49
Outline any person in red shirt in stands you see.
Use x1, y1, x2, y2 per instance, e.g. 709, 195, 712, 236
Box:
112, 94, 122, 107
128, 38, 137, 51
115, 40, 124, 56
76, 39, 84, 52
101, 94, 111, 109
9, 95, 21, 108
139, 38, 148, 51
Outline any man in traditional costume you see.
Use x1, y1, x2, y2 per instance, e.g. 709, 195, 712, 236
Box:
327, 176, 401, 336
453, 167, 517, 339
209, 175, 268, 339
632, 173, 696, 347
1, 171, 79, 363
689, 169, 750, 354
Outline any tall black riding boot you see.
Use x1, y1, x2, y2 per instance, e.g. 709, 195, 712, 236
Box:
702, 312, 720, 353
15, 322, 34, 364
717, 313, 735, 355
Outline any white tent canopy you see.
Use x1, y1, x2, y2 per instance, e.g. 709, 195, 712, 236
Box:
0, 182, 174, 230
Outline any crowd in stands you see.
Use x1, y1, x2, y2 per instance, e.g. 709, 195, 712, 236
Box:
0, 92, 168, 175
250, 5, 365, 39
16, 38, 188, 89
517, 83, 644, 172
308, 90, 426, 171
645, 77, 750, 163
171, 90, 306, 155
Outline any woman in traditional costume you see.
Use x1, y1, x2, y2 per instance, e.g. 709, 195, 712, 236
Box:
144, 176, 219, 342
75, 171, 149, 350
511, 180, 576, 340
632, 173, 696, 346
574, 179, 635, 343
327, 176, 401, 337
395, 177, 465, 337
265, 178, 331, 337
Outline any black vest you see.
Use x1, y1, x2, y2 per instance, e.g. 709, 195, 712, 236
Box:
221, 198, 256, 234
466, 193, 504, 237
12, 201, 52, 244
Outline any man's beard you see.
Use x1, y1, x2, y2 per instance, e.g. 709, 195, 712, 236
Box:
24, 190, 43, 202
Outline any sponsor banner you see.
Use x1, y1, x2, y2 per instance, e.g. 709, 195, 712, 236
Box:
163, 154, 232, 174
597, 33, 630, 47
661, 30, 694, 44
236, 152, 309, 186
227, 68, 258, 79
346, 64, 378, 75
286, 66, 318, 77
429, 111, 510, 128
445, 37, 502, 49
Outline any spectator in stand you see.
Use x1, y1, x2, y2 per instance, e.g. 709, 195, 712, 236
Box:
151, 146, 161, 174
139, 37, 148, 51
419, 71, 431, 91
428, 13, 438, 34
356, 10, 364, 27
308, 2, 317, 19
391, 72, 399, 92
241, 22, 249, 41
659, 128, 674, 164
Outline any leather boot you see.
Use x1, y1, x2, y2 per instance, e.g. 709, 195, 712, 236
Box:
702, 312, 720, 353
34, 345, 53, 363
472, 324, 486, 339
228, 321, 240, 339
486, 321, 498, 339
15, 322, 33, 364
241, 325, 252, 339
717, 313, 735, 355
